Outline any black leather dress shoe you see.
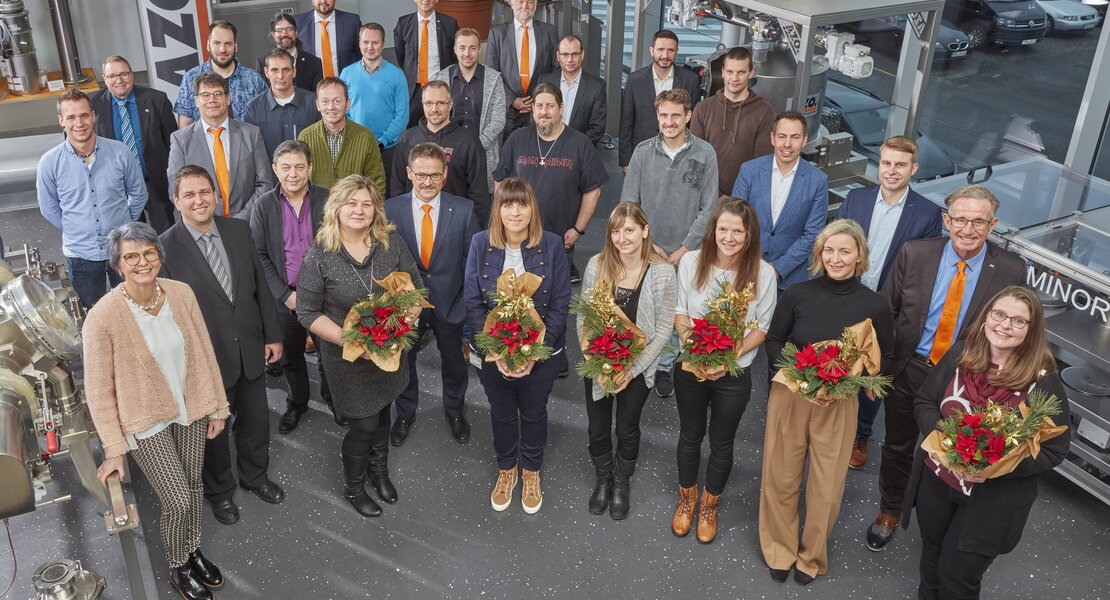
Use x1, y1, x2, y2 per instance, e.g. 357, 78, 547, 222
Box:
171, 564, 212, 600
265, 361, 283, 377
188, 549, 224, 590
390, 416, 414, 447
557, 363, 569, 378
794, 569, 815, 586
446, 415, 471, 443
210, 499, 239, 525
278, 408, 306, 434
769, 567, 790, 583
241, 480, 285, 504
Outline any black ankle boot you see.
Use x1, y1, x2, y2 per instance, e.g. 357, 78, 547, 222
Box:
342, 451, 382, 517
171, 564, 213, 600
187, 548, 224, 590
587, 452, 613, 515
367, 428, 398, 503
609, 453, 637, 521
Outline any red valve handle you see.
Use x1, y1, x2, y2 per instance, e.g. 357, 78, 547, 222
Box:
46, 429, 59, 454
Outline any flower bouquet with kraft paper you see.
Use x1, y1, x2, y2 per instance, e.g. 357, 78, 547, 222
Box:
340, 272, 432, 371
772, 319, 892, 405
677, 281, 760, 380
571, 281, 647, 395
475, 269, 555, 373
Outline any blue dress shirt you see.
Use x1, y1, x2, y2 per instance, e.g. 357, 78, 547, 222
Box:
914, 240, 987, 357
860, 188, 907, 291
110, 91, 147, 178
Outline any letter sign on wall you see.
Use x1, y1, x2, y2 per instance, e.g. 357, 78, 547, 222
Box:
136, 0, 214, 98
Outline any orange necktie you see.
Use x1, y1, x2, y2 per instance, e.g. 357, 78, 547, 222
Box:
929, 260, 967, 364
519, 25, 531, 93
320, 20, 334, 78
418, 19, 430, 86
208, 126, 231, 216
420, 204, 434, 268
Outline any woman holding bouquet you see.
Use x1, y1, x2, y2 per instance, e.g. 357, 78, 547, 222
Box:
759, 219, 894, 585
297, 175, 422, 517
577, 203, 677, 520
671, 199, 778, 543
464, 177, 571, 515
903, 286, 1071, 600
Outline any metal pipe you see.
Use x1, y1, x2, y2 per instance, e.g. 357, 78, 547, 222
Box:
47, 0, 87, 85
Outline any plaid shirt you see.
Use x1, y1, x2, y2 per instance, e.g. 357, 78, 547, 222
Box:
324, 126, 345, 165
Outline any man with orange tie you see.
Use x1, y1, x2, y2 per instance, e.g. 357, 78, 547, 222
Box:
385, 143, 480, 446
293, 0, 361, 79
168, 73, 274, 220
865, 184, 1024, 552
394, 0, 459, 128
485, 0, 559, 141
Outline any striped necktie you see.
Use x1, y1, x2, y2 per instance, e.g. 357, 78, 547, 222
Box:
201, 232, 234, 301
116, 99, 143, 174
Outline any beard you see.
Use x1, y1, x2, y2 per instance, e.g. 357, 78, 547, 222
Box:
212, 54, 235, 69
537, 121, 554, 137
275, 38, 296, 51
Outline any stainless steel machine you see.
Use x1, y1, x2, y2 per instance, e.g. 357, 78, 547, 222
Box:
0, 0, 41, 95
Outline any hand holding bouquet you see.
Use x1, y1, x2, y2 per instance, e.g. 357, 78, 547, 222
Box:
571, 282, 646, 395
772, 319, 892, 405
340, 272, 432, 371
475, 269, 554, 374
678, 281, 760, 380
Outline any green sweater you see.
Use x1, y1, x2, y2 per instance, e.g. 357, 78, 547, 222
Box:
299, 120, 386, 197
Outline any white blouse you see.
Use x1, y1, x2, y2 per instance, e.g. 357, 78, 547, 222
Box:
502, 246, 525, 275
126, 299, 190, 447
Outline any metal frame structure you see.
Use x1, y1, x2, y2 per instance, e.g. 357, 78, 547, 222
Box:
1066, 17, 1110, 174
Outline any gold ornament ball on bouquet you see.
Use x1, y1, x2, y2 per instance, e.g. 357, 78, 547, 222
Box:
799, 381, 809, 393
942, 437, 954, 449
989, 406, 1003, 420
601, 363, 613, 373
521, 344, 532, 354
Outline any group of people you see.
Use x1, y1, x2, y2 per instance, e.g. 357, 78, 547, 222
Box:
31, 1, 1072, 599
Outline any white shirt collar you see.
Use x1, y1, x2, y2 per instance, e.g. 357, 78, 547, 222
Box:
876, 186, 910, 208
515, 18, 534, 31
772, 159, 799, 177
413, 192, 441, 212
314, 11, 332, 23
562, 70, 582, 87
418, 11, 437, 23
653, 66, 674, 84
202, 116, 231, 132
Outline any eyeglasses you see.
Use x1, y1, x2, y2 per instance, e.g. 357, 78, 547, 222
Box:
411, 172, 444, 182
421, 100, 450, 108
104, 72, 133, 82
122, 249, 161, 266
196, 91, 227, 101
989, 309, 1029, 329
557, 52, 583, 59
946, 215, 994, 231
273, 26, 296, 34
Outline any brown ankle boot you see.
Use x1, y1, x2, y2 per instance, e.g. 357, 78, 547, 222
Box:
696, 490, 721, 544
671, 485, 698, 537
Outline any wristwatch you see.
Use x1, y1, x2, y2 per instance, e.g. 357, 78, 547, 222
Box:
574, 226, 587, 236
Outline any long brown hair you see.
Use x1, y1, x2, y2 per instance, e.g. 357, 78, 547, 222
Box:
957, 286, 1056, 389
595, 203, 666, 286
489, 178, 544, 249
693, 198, 761, 292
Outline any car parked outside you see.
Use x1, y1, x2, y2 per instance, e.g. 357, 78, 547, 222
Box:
850, 16, 973, 62
1036, 0, 1101, 33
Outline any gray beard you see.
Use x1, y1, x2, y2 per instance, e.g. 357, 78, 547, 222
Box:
537, 122, 554, 137
276, 39, 296, 51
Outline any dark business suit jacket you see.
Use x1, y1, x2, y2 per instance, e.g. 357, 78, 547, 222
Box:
535, 70, 608, 145
159, 217, 282, 389
89, 85, 176, 219
880, 238, 1026, 379
619, 65, 703, 166
166, 119, 275, 220
255, 49, 324, 92
248, 184, 328, 304
485, 19, 559, 119
900, 341, 1071, 556
293, 9, 361, 73
837, 185, 944, 290
385, 192, 479, 325
393, 11, 458, 94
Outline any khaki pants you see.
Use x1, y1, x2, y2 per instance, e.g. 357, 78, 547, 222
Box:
759, 382, 858, 578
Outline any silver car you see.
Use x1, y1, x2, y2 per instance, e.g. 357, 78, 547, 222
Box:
1036, 0, 1101, 33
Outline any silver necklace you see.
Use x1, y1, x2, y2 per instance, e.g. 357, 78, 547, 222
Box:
348, 247, 377, 297
536, 130, 561, 166
123, 283, 162, 311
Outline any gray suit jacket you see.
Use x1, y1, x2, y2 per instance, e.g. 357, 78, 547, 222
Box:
485, 19, 559, 105
536, 70, 607, 145
432, 65, 506, 192
167, 119, 275, 220
249, 183, 328, 304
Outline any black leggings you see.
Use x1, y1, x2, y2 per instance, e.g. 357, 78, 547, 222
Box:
341, 405, 391, 456
584, 375, 650, 460
915, 467, 998, 600
674, 367, 753, 495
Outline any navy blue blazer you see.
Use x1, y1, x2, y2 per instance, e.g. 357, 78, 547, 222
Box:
385, 192, 479, 325
837, 185, 943, 291
293, 9, 361, 73
464, 230, 571, 352
731, 155, 829, 290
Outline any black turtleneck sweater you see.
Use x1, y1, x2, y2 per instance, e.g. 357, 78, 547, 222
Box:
765, 275, 895, 373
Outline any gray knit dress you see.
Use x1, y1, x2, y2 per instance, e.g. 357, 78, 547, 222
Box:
296, 230, 421, 419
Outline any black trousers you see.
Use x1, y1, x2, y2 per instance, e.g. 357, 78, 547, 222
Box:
502, 108, 530, 142
915, 468, 997, 600
277, 304, 331, 411
674, 367, 753, 495
203, 370, 270, 502
584, 374, 650, 460
381, 145, 396, 198
878, 358, 932, 514
475, 353, 562, 471
395, 311, 468, 420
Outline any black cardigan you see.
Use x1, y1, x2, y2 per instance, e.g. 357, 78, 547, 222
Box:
900, 340, 1073, 556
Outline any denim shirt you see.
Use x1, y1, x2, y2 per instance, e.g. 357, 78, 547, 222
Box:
174, 60, 268, 122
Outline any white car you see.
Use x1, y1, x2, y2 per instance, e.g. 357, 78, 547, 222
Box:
1036, 0, 1101, 33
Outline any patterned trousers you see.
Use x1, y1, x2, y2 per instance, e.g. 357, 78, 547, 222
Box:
131, 417, 208, 568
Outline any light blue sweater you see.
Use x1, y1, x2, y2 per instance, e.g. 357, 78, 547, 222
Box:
340, 60, 409, 148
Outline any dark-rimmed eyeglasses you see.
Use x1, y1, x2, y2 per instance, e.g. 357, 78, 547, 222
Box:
989, 309, 1029, 329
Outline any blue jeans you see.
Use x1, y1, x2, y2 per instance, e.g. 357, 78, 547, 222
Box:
856, 389, 883, 441
66, 257, 121, 308
655, 329, 680, 373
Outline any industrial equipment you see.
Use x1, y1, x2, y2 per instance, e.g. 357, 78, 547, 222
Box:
0, 0, 41, 95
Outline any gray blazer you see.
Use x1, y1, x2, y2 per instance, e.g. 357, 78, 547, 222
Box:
485, 19, 559, 102
167, 119, 275, 220
249, 183, 328, 304
432, 65, 506, 191
578, 257, 677, 400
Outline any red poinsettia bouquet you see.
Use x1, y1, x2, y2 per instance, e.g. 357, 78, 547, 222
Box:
340, 272, 432, 371
475, 270, 554, 373
772, 319, 892, 405
571, 282, 646, 394
677, 281, 759, 380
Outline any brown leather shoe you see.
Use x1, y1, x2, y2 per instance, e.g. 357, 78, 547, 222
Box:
696, 490, 721, 544
866, 513, 900, 551
849, 437, 868, 470
671, 485, 698, 537
305, 337, 316, 353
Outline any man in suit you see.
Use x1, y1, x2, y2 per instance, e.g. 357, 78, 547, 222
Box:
619, 29, 702, 173
174, 21, 268, 128
168, 73, 275, 221
732, 111, 828, 293
432, 27, 506, 200
161, 164, 285, 525
485, 0, 559, 141
298, 77, 386, 194
244, 49, 320, 158
294, 0, 361, 79
89, 55, 177, 233
837, 135, 943, 470
866, 184, 1025, 552
535, 35, 607, 146
385, 142, 479, 446
256, 12, 323, 93
394, 0, 459, 128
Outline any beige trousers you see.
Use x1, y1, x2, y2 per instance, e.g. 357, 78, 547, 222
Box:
758, 382, 858, 578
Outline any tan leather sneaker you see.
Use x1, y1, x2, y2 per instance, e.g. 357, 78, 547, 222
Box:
521, 469, 543, 514
491, 466, 518, 512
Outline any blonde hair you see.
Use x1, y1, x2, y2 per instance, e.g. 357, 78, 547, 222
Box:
809, 219, 870, 277
489, 178, 544, 249
596, 203, 665, 285
315, 175, 393, 253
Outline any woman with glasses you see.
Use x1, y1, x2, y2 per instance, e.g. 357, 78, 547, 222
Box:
903, 286, 1071, 600
84, 222, 230, 600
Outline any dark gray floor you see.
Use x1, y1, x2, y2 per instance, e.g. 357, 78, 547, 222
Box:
2, 146, 1109, 600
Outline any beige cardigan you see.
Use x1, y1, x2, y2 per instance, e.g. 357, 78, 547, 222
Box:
83, 278, 230, 458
